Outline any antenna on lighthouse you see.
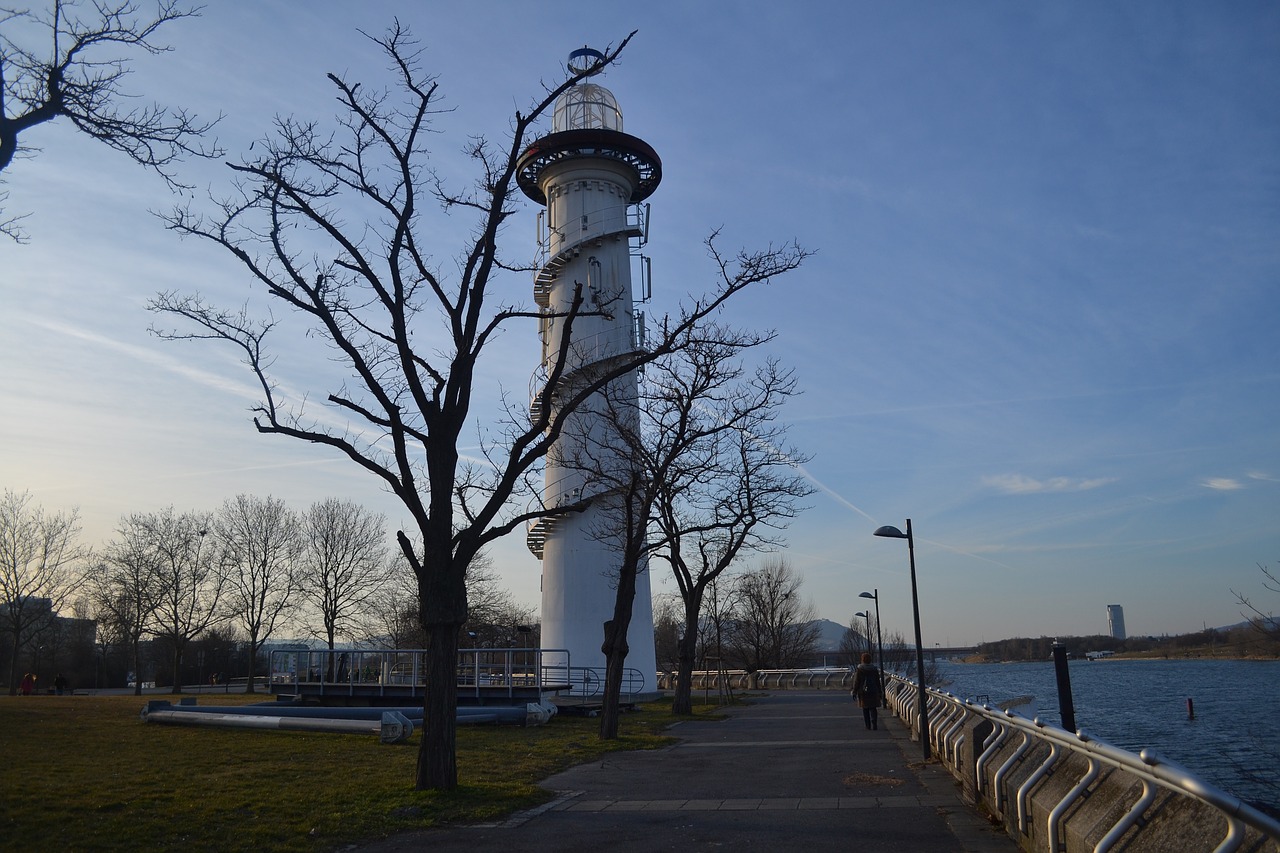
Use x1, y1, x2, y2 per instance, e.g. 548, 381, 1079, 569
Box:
567, 46, 606, 77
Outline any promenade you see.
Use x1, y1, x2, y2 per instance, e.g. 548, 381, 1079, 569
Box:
357, 690, 1017, 852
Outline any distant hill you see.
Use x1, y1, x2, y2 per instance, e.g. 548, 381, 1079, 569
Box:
809, 618, 852, 650
1215, 617, 1279, 634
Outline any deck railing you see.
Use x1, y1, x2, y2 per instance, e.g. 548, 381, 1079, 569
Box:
268, 647, 571, 700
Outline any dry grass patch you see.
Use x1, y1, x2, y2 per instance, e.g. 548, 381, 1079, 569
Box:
0, 694, 702, 851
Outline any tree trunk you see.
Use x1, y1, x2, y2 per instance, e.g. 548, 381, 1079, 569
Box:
416, 624, 460, 789
7, 633, 19, 696
671, 590, 705, 715
245, 638, 258, 694
599, 553, 639, 741
599, 619, 630, 740
132, 636, 142, 697
170, 643, 183, 694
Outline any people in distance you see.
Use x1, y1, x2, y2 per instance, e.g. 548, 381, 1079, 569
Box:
852, 653, 882, 730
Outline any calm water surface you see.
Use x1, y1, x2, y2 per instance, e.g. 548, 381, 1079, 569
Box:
933, 658, 1280, 809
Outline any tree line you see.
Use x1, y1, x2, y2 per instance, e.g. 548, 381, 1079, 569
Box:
973, 621, 1280, 663
3, 485, 836, 694
0, 489, 532, 696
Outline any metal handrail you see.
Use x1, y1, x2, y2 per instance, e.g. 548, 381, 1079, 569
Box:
534, 202, 645, 262
268, 647, 572, 700
645, 665, 1277, 848
882, 672, 1280, 851
559, 665, 646, 698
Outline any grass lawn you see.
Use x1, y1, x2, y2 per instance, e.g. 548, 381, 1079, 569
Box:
0, 692, 719, 851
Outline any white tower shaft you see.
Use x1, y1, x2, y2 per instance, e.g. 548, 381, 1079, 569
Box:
517, 58, 662, 697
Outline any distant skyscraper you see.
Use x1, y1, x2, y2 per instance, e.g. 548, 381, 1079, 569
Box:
1107, 604, 1126, 640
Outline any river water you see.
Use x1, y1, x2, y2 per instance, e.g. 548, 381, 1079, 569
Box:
932, 658, 1280, 809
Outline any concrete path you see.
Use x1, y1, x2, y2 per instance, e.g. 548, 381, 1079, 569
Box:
355, 690, 1016, 852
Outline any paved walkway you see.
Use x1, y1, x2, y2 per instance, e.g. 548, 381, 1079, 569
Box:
356, 690, 1016, 852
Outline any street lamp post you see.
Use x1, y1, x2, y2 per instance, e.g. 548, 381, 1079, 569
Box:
874, 518, 931, 760
859, 589, 886, 709
854, 611, 872, 657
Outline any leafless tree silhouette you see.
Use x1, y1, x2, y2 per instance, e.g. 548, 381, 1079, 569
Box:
0, 1, 221, 239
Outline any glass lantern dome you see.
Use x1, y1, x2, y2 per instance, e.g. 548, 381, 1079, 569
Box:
553, 82, 623, 133
516, 46, 661, 205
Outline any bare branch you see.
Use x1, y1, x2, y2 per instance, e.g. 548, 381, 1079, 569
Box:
0, 1, 223, 238
1233, 563, 1280, 643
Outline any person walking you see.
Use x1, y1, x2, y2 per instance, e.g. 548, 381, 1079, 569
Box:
851, 653, 882, 730
19, 672, 35, 696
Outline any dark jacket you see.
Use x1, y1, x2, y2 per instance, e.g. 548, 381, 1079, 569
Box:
851, 663, 882, 709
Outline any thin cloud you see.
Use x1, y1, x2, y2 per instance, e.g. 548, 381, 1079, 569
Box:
1202, 478, 1245, 491
982, 474, 1117, 494
28, 315, 261, 402
1247, 471, 1278, 483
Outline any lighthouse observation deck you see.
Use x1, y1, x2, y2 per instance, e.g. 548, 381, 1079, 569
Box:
516, 54, 660, 206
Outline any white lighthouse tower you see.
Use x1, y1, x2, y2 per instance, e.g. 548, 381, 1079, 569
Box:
517, 48, 661, 697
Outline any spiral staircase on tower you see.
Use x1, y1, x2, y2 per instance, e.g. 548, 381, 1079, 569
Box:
525, 204, 651, 560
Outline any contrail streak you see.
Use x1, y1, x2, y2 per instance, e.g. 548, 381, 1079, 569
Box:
795, 463, 876, 523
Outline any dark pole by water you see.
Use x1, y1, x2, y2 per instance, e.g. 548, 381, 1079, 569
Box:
1052, 641, 1076, 733
905, 520, 931, 760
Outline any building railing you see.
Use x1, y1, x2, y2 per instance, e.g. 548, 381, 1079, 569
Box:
882, 672, 1280, 852
268, 647, 571, 700
555, 665, 648, 699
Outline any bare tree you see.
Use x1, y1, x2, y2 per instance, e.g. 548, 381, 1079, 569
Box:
214, 494, 302, 693
699, 574, 736, 672
645, 337, 812, 715
0, 489, 85, 694
881, 629, 941, 685
141, 507, 222, 693
724, 559, 821, 672
299, 498, 391, 658
1224, 565, 1280, 802
366, 568, 422, 649
652, 591, 682, 674
557, 325, 811, 730
147, 25, 804, 789
372, 551, 535, 650
1233, 563, 1280, 643
839, 611, 877, 667
0, 0, 221, 239
461, 553, 535, 646
89, 512, 164, 695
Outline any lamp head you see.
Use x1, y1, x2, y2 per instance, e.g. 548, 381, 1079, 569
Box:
855, 611, 868, 619
874, 525, 908, 539
859, 591, 876, 600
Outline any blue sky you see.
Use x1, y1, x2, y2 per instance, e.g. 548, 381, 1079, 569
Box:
2, 2, 1277, 647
